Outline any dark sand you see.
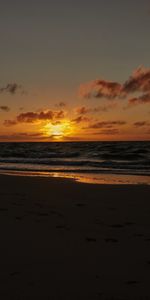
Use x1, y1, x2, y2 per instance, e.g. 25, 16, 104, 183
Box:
0, 174, 150, 300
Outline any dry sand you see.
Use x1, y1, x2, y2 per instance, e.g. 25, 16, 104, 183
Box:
0, 174, 150, 300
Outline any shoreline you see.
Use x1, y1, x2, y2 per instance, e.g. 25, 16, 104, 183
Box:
0, 169, 150, 185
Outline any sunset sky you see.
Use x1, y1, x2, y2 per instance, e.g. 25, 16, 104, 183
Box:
0, 0, 150, 141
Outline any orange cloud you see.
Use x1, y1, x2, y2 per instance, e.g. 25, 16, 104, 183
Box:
72, 115, 91, 124
79, 66, 150, 107
75, 103, 118, 116
4, 109, 65, 126
93, 128, 120, 135
0, 106, 10, 112
134, 121, 150, 127
79, 80, 122, 99
4, 120, 17, 126
75, 106, 90, 115
123, 66, 150, 93
55, 102, 66, 108
88, 121, 126, 129
0, 132, 46, 141
128, 93, 150, 106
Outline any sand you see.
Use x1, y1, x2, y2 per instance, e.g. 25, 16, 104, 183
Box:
0, 174, 150, 300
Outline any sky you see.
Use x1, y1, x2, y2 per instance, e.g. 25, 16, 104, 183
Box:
0, 0, 150, 141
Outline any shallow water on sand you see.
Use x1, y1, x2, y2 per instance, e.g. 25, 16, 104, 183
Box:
0, 170, 150, 185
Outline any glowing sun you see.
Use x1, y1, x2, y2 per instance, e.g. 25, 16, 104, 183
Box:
43, 121, 74, 140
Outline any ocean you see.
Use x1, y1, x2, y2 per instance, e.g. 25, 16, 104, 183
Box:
0, 141, 150, 184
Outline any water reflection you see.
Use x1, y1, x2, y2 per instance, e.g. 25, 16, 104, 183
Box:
0, 170, 150, 185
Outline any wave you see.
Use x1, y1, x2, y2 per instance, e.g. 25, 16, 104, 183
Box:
0, 141, 150, 176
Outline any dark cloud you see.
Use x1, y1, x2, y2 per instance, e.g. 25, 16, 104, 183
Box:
128, 93, 150, 106
93, 102, 118, 112
93, 128, 120, 135
75, 106, 91, 115
79, 66, 150, 107
134, 121, 150, 127
80, 80, 122, 99
0, 105, 10, 112
75, 103, 118, 116
4, 109, 65, 126
123, 67, 150, 93
0, 83, 24, 95
88, 121, 126, 129
72, 115, 91, 124
4, 120, 17, 127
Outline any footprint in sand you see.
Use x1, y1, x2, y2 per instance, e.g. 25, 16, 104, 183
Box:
125, 280, 139, 285
0, 208, 8, 212
50, 210, 64, 217
133, 233, 144, 238
10, 271, 21, 277
35, 203, 43, 208
36, 212, 49, 217
110, 224, 124, 228
97, 292, 103, 299
75, 203, 86, 207
28, 281, 35, 287
104, 238, 118, 243
107, 207, 116, 211
15, 216, 23, 221
94, 218, 105, 225
56, 224, 70, 231
124, 221, 135, 226
144, 238, 150, 242
85, 237, 97, 242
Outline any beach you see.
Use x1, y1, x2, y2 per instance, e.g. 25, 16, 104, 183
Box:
0, 174, 150, 299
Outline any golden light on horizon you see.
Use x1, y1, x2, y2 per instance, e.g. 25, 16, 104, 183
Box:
43, 120, 75, 140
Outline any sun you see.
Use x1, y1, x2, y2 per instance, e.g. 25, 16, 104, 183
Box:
43, 121, 74, 140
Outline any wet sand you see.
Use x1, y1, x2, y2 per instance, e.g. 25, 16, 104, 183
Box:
0, 174, 150, 299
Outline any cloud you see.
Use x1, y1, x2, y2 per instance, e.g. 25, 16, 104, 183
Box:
93, 128, 120, 135
79, 80, 122, 99
56, 102, 66, 108
88, 121, 126, 129
75, 106, 91, 115
134, 121, 150, 127
0, 83, 25, 95
123, 66, 150, 93
93, 102, 118, 112
72, 115, 91, 124
79, 66, 150, 107
0, 132, 46, 141
0, 106, 10, 112
75, 103, 118, 116
4, 109, 65, 126
4, 120, 17, 127
128, 93, 150, 106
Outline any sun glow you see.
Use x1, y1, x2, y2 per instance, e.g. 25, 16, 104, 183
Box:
43, 121, 74, 140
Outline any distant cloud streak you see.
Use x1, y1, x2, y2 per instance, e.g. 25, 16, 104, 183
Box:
0, 83, 25, 95
93, 128, 120, 135
134, 121, 150, 127
88, 121, 126, 129
0, 105, 10, 112
72, 115, 91, 124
